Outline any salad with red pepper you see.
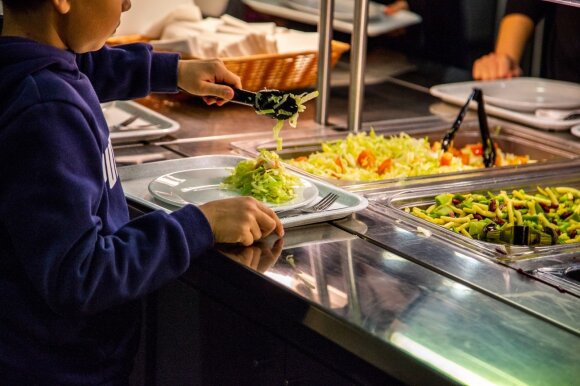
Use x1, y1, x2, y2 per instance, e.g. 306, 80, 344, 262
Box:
287, 130, 532, 181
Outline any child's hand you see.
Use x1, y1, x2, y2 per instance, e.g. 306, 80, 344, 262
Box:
472, 52, 522, 80
199, 197, 284, 246
177, 59, 242, 106
217, 238, 284, 273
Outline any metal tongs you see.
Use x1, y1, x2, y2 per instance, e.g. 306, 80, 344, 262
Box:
228, 87, 299, 120
441, 87, 496, 168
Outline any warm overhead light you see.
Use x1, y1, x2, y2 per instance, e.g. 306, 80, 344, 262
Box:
541, 0, 580, 7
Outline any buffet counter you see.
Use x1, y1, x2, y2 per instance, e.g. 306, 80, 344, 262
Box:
118, 62, 580, 385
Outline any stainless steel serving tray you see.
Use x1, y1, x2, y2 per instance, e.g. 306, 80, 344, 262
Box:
118, 154, 368, 229
102, 100, 180, 144
366, 163, 580, 263
231, 117, 578, 192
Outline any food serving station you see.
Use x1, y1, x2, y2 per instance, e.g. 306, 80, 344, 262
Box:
118, 88, 580, 385
110, 2, 580, 384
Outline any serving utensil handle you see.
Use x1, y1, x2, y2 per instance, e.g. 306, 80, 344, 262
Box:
441, 88, 476, 152
229, 87, 256, 107
473, 88, 496, 168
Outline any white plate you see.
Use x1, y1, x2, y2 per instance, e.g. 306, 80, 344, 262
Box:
241, 0, 422, 37
476, 78, 580, 112
148, 167, 319, 211
430, 80, 580, 131
282, 0, 384, 21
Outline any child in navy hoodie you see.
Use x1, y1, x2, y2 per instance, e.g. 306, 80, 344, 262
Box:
0, 0, 283, 384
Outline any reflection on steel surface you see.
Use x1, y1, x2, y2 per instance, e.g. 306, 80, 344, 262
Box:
252, 232, 580, 385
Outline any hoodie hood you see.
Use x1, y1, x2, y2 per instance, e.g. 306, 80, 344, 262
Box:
0, 37, 78, 94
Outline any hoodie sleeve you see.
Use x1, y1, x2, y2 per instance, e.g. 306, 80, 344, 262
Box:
76, 43, 180, 102
0, 101, 213, 315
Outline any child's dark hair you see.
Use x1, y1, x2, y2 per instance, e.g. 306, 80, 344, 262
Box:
3, 0, 46, 11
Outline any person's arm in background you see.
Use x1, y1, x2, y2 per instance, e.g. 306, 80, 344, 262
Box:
384, 0, 409, 15
473, 0, 546, 80
472, 13, 534, 80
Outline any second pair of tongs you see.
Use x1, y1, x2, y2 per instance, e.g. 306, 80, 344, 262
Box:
441, 87, 496, 168
229, 87, 299, 120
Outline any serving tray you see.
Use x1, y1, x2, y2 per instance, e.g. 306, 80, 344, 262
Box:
118, 154, 368, 228
102, 100, 180, 144
231, 116, 578, 191
366, 162, 580, 262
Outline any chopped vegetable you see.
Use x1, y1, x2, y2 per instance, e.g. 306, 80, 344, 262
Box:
408, 186, 580, 246
256, 90, 319, 151
287, 129, 534, 181
221, 149, 301, 204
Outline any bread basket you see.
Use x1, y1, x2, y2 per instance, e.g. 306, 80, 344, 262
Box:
107, 35, 350, 91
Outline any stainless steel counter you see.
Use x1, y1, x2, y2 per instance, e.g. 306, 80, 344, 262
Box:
117, 61, 580, 384
191, 220, 579, 385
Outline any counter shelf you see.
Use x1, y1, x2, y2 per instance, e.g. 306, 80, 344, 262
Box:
231, 116, 578, 192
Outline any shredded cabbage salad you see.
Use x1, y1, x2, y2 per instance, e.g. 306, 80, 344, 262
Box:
256, 90, 319, 151
287, 129, 533, 182
222, 149, 302, 203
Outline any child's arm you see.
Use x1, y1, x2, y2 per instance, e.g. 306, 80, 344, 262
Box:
77, 43, 243, 104
76, 43, 180, 102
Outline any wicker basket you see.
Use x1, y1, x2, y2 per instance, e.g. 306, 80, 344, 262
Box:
107, 35, 350, 91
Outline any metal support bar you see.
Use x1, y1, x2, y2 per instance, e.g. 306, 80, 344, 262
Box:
316, 0, 334, 125
348, 0, 369, 133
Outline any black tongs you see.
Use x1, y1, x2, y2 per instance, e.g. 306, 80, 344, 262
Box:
229, 87, 299, 120
441, 87, 496, 168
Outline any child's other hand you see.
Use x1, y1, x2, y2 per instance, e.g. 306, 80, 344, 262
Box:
199, 197, 284, 246
472, 52, 522, 80
177, 59, 242, 106
217, 238, 284, 273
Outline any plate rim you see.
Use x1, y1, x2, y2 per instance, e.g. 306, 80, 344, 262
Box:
478, 78, 580, 112
570, 124, 580, 138
429, 80, 580, 130
281, 0, 384, 20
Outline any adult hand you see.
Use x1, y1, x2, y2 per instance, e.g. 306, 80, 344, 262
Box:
199, 197, 284, 246
384, 0, 409, 15
217, 238, 284, 273
472, 52, 522, 81
177, 58, 242, 106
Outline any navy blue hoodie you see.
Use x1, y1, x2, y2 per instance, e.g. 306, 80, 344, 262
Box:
0, 37, 214, 384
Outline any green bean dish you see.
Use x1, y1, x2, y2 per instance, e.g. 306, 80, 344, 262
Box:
407, 186, 580, 246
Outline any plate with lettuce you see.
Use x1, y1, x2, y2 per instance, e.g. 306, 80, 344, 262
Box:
148, 150, 318, 211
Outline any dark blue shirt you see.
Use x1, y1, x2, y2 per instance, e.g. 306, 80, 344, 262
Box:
0, 38, 214, 384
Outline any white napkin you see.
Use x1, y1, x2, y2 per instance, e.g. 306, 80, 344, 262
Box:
144, 4, 203, 39
275, 31, 319, 53
143, 5, 320, 58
